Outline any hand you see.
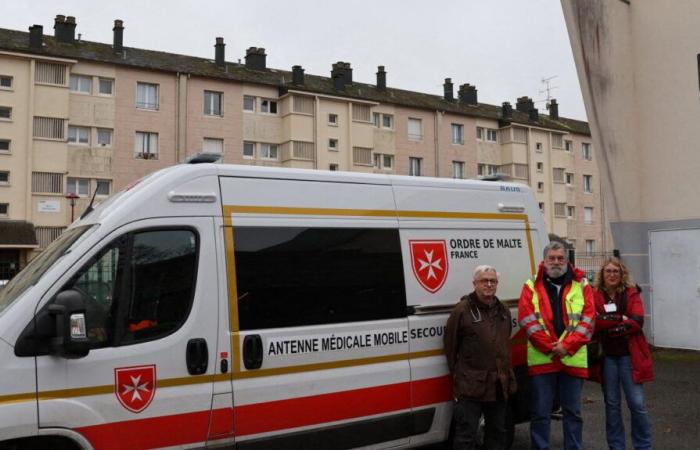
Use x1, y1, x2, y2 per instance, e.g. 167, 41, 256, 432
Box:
552, 342, 568, 358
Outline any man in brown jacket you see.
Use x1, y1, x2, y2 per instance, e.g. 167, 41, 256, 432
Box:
444, 265, 516, 450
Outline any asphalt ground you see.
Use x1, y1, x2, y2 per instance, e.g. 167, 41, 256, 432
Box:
510, 348, 700, 450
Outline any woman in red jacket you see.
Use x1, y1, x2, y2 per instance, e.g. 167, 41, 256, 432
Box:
593, 257, 654, 450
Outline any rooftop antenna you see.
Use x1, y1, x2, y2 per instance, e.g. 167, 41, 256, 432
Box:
538, 75, 559, 106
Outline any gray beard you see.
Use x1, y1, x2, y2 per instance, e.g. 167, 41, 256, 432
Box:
546, 267, 566, 278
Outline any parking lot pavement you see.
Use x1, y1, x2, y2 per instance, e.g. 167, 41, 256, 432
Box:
511, 348, 700, 450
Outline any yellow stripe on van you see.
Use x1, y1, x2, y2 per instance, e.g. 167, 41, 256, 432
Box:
221, 204, 536, 378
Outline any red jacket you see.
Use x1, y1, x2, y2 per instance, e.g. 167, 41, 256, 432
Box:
594, 286, 654, 383
518, 262, 596, 378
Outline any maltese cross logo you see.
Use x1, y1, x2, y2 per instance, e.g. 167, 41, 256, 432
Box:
115, 365, 156, 413
410, 240, 449, 293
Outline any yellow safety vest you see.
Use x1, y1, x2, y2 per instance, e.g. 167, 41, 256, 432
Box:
524, 279, 588, 369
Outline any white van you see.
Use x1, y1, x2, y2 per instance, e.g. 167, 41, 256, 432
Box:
0, 161, 547, 450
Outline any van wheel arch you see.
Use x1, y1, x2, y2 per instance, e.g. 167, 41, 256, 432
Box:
0, 436, 83, 450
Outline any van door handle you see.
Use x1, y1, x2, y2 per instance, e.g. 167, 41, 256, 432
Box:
243, 334, 263, 370
186, 338, 209, 375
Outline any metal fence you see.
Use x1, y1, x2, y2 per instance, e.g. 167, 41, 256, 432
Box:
569, 250, 620, 282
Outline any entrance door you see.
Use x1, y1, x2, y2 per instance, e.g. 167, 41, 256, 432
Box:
34, 218, 220, 449
0, 249, 19, 283
650, 229, 700, 350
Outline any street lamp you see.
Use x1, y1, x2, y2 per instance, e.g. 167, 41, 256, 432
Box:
65, 192, 79, 222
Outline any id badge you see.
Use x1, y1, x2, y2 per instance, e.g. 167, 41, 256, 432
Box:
604, 303, 617, 313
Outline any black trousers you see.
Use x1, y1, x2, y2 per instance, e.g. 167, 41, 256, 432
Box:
452, 397, 507, 450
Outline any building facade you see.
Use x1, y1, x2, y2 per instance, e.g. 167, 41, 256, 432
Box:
0, 15, 606, 277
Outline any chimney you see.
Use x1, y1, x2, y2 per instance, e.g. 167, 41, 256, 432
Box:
215, 37, 225, 67
458, 83, 478, 105
516, 96, 534, 113
64, 16, 76, 43
29, 25, 43, 50
113, 20, 124, 53
529, 107, 539, 122
376, 66, 386, 91
443, 78, 454, 101
245, 47, 267, 70
292, 65, 305, 85
501, 102, 513, 120
53, 15, 66, 42
547, 99, 559, 120
333, 72, 344, 90
331, 62, 353, 87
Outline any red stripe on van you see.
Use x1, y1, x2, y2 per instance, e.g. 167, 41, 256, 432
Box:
75, 377, 451, 449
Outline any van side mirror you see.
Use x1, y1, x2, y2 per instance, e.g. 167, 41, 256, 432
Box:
48, 289, 90, 358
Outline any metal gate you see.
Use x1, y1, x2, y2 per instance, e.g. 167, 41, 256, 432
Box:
569, 250, 619, 282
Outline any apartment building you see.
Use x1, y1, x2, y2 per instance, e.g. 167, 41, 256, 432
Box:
0, 15, 606, 276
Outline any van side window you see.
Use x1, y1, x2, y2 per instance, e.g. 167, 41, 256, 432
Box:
234, 227, 406, 330
64, 229, 198, 348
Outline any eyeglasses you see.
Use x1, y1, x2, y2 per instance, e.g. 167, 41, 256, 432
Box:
546, 256, 567, 262
477, 279, 499, 285
604, 269, 621, 274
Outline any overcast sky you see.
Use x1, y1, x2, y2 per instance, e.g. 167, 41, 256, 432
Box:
2, 0, 587, 120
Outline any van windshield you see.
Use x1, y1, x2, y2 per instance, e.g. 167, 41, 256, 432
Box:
0, 225, 94, 315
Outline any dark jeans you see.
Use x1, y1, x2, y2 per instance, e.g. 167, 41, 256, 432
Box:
602, 355, 652, 450
530, 372, 584, 450
452, 397, 507, 450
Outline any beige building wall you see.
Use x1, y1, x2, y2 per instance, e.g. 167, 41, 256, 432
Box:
440, 113, 477, 179
395, 106, 436, 176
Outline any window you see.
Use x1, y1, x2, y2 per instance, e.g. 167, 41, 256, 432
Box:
35, 62, 67, 85
553, 168, 565, 183
0, 203, 7, 216
478, 164, 498, 176
552, 134, 564, 149
32, 172, 63, 193
565, 140, 573, 151
554, 203, 567, 217
243, 95, 256, 112
0, 107, 11, 120
292, 96, 313, 114
328, 113, 338, 125
537, 182, 544, 192
97, 128, 113, 146
203, 138, 224, 154
96, 179, 111, 196
409, 157, 422, 176
584, 207, 594, 224
373, 153, 381, 168
204, 91, 223, 116
452, 161, 465, 179
476, 126, 484, 140
67, 177, 90, 197
586, 240, 595, 254
408, 118, 422, 140
0, 75, 12, 89
567, 205, 576, 219
69, 74, 92, 94
382, 114, 394, 129
486, 129, 498, 143
55, 229, 198, 349
34, 226, 68, 249
234, 227, 406, 330
98, 78, 114, 95
329, 164, 338, 171
383, 154, 394, 169
353, 147, 372, 166
328, 138, 338, 151
539, 202, 545, 213
451, 124, 464, 144
136, 82, 159, 110
373, 112, 380, 127
536, 162, 543, 172
566, 172, 574, 185
582, 143, 592, 160
33, 117, 65, 139
260, 143, 278, 160
243, 141, 255, 159
0, 171, 9, 184
583, 175, 593, 193
535, 142, 543, 152
0, 139, 9, 152
134, 131, 158, 159
261, 99, 278, 114
352, 104, 371, 122
68, 126, 90, 145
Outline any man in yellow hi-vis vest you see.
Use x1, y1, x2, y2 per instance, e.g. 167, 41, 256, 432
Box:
518, 241, 595, 450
